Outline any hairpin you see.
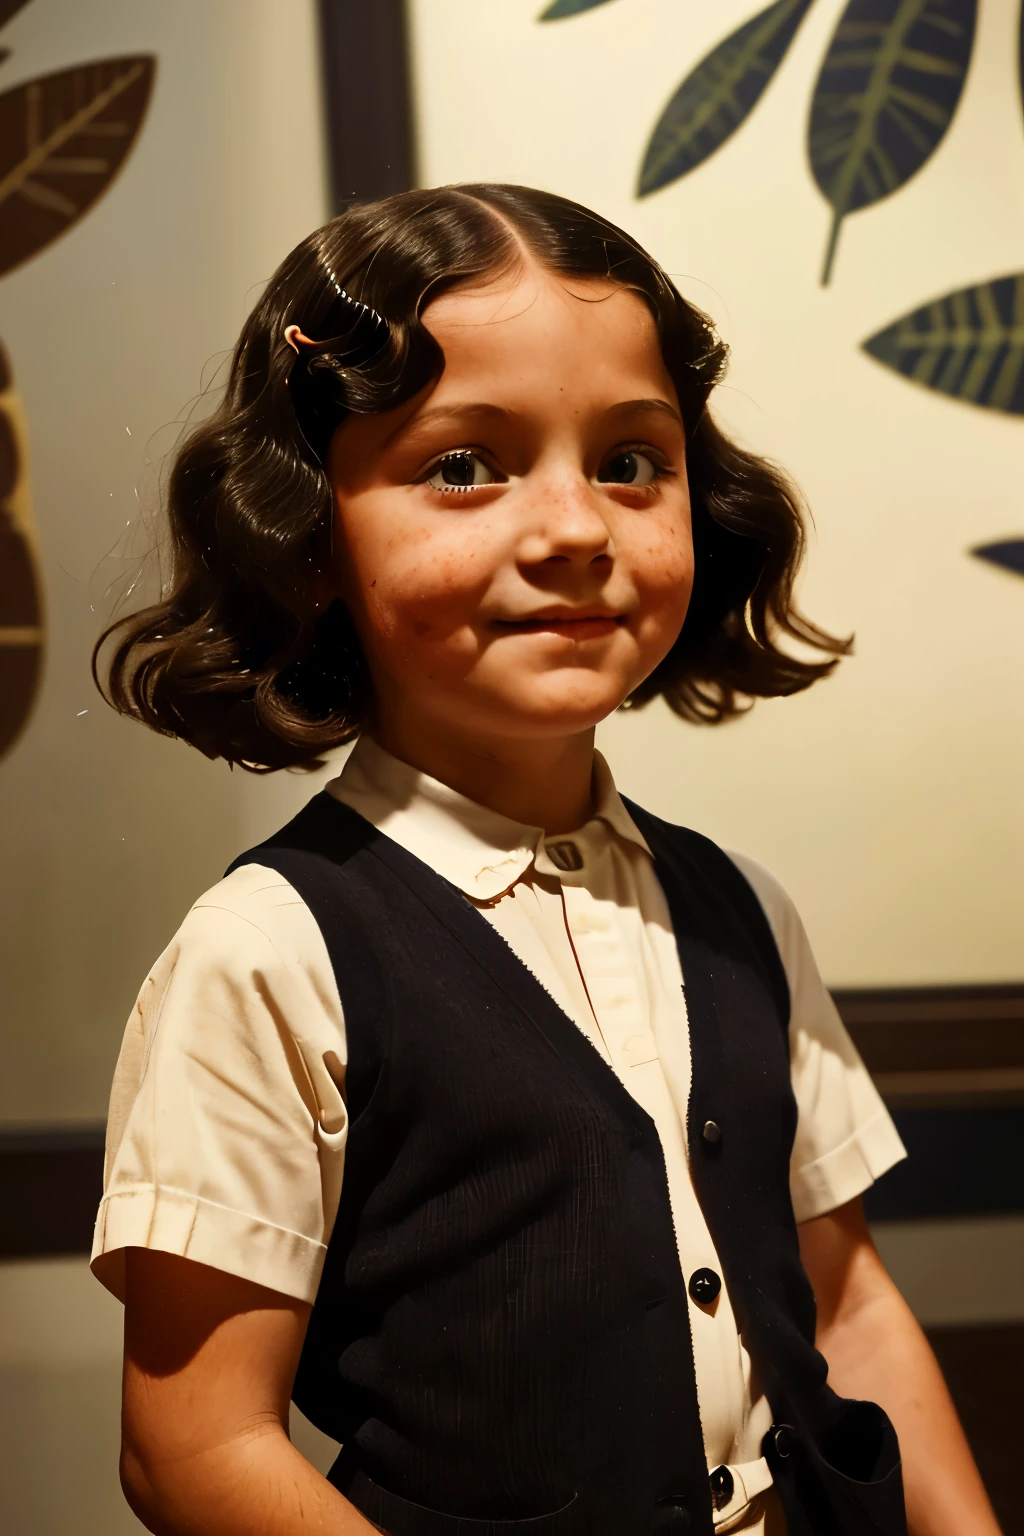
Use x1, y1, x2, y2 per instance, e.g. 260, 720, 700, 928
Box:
284, 274, 391, 462
284, 271, 389, 369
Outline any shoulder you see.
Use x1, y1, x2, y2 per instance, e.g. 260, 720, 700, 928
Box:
132, 863, 338, 1030
187, 862, 327, 969
722, 850, 805, 961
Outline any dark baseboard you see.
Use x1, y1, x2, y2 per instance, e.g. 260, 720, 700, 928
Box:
0, 1125, 105, 1260
835, 982, 1024, 1108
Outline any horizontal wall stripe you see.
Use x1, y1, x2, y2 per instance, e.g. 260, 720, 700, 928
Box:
1, 985, 1021, 1257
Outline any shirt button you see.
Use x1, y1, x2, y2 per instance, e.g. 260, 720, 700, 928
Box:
701, 1119, 721, 1144
546, 839, 583, 872
651, 1496, 689, 1534
688, 1268, 722, 1305
708, 1466, 734, 1512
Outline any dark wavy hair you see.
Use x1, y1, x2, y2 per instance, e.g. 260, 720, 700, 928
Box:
94, 183, 850, 770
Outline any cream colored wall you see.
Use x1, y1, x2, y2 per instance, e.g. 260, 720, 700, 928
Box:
0, 1256, 339, 1536
407, 0, 1024, 986
2, 0, 1020, 1128
0, 0, 336, 1126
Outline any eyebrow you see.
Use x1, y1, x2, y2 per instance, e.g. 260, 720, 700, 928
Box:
383, 402, 511, 450
604, 397, 684, 429
387, 395, 684, 452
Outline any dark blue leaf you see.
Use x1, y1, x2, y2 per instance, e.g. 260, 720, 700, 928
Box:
862, 273, 1024, 415
638, 0, 815, 196
539, 0, 618, 18
809, 0, 978, 284
971, 541, 1024, 578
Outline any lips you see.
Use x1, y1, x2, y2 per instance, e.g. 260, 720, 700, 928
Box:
493, 611, 626, 639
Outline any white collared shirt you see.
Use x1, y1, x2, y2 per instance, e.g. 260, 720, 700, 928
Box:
92, 737, 905, 1533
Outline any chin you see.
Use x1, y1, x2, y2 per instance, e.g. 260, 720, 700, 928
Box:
487, 679, 633, 738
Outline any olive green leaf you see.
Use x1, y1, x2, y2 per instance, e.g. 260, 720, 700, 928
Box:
809, 0, 977, 285
0, 55, 156, 278
862, 273, 1024, 415
971, 541, 1024, 578
638, 0, 816, 197
539, 0, 618, 19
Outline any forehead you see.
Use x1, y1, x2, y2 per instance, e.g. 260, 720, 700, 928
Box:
421, 263, 675, 403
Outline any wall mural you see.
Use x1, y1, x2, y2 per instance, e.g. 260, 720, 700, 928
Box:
0, 0, 154, 759
540, 0, 1024, 582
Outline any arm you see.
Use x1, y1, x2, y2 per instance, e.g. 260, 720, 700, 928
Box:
122, 1247, 377, 1536
798, 1197, 1001, 1536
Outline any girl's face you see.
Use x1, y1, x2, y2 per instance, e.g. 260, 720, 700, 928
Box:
327, 260, 694, 749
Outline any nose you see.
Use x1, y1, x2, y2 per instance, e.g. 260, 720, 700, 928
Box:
516, 470, 613, 568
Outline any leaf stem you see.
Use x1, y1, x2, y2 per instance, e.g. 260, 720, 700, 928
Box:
821, 209, 843, 286
0, 60, 146, 212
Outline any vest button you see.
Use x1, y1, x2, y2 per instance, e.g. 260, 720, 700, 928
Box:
702, 1119, 721, 1144
708, 1465, 734, 1512
773, 1424, 797, 1459
651, 1496, 689, 1534
688, 1267, 721, 1305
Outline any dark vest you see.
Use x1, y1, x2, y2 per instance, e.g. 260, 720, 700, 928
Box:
229, 793, 905, 1536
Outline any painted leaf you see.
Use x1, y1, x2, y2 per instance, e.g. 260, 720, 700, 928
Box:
0, 2, 34, 29
539, 0, 617, 18
809, 0, 977, 284
862, 273, 1024, 415
0, 55, 156, 278
971, 540, 1024, 578
0, 341, 44, 759
638, 0, 815, 197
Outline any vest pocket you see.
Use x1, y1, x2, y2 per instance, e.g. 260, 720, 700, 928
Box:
771, 1400, 906, 1535
341, 1469, 583, 1536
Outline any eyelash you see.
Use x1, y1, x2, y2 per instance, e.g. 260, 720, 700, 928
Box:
606, 444, 674, 485
421, 449, 500, 494
419, 444, 676, 494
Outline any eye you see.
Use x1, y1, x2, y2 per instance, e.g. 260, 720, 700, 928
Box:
598, 449, 661, 488
425, 450, 499, 492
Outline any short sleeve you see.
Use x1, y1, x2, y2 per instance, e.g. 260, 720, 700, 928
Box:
90, 865, 349, 1304
727, 853, 907, 1223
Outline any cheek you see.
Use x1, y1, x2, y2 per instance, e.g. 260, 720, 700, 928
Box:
335, 500, 494, 644
631, 514, 695, 615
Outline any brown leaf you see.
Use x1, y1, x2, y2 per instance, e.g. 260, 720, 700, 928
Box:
0, 55, 156, 277
0, 347, 43, 758
0, 2, 33, 31
0, 638, 43, 756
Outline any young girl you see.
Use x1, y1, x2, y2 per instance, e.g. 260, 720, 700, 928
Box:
90, 185, 999, 1536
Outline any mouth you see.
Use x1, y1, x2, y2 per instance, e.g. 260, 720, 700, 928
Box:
492, 610, 627, 640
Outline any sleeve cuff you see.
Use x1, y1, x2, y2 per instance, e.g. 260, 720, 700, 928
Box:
90, 1183, 326, 1305
791, 1107, 907, 1224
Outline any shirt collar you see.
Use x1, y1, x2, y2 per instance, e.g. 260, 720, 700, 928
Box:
327, 735, 651, 902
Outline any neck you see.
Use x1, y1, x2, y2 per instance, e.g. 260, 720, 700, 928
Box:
369, 712, 598, 835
